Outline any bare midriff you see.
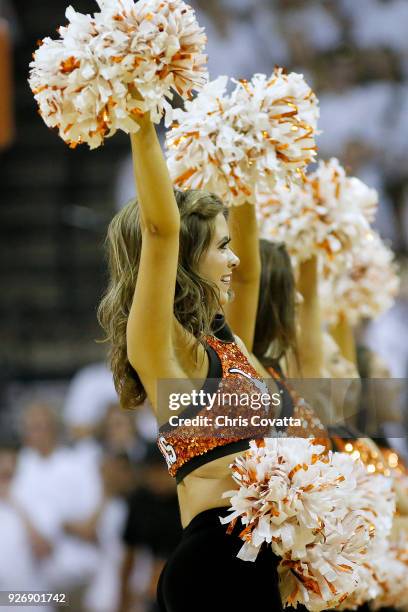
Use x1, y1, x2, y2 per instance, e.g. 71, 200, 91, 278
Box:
174, 357, 276, 528
176, 451, 243, 528
150, 339, 275, 529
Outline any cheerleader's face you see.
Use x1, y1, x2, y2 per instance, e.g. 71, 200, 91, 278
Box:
198, 213, 240, 305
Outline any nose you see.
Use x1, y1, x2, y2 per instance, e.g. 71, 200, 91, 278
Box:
229, 250, 240, 269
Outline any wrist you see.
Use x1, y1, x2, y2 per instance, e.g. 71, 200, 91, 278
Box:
130, 120, 157, 152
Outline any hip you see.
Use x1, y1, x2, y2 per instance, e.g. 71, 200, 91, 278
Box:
157, 507, 282, 611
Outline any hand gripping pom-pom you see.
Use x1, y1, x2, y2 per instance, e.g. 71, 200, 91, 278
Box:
221, 438, 395, 611
29, 0, 208, 149
166, 68, 319, 206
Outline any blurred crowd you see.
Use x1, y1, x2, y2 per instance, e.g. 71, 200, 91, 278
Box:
0, 364, 182, 612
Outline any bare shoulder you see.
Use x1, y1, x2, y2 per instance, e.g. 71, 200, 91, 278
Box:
234, 333, 278, 383
233, 333, 250, 357
234, 333, 260, 365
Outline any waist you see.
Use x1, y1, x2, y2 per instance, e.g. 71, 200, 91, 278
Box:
182, 506, 234, 537
176, 450, 241, 528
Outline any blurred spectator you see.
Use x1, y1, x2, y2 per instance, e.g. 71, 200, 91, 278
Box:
118, 445, 181, 612
97, 403, 146, 464
65, 451, 137, 612
0, 439, 54, 610
13, 403, 102, 604
280, 3, 342, 67
339, 0, 408, 55
63, 362, 118, 441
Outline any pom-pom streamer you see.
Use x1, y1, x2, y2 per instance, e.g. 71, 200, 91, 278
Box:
29, 0, 208, 148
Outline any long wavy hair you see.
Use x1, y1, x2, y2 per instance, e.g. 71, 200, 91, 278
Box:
253, 239, 298, 368
97, 190, 228, 410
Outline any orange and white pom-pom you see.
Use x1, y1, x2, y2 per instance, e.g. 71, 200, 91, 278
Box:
278, 514, 371, 612
258, 180, 319, 266
369, 467, 408, 611
29, 0, 207, 149
258, 158, 378, 266
320, 230, 399, 326
221, 438, 395, 611
335, 466, 397, 610
371, 524, 408, 610
166, 68, 319, 206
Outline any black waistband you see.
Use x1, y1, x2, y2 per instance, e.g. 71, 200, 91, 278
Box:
176, 438, 251, 484
183, 506, 239, 536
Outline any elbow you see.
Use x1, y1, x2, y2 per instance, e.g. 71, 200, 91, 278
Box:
144, 216, 180, 238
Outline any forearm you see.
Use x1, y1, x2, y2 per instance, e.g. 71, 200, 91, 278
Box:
228, 203, 260, 283
118, 547, 136, 612
225, 203, 260, 350
130, 118, 179, 236
296, 256, 323, 377
329, 315, 357, 365
63, 520, 97, 542
63, 499, 106, 542
11, 502, 53, 558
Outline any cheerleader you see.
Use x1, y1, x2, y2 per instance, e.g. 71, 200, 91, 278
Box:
97, 113, 284, 611
249, 240, 330, 444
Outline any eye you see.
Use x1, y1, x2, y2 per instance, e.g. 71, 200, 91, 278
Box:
219, 238, 231, 250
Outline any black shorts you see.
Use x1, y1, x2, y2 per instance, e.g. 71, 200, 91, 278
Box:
157, 507, 283, 612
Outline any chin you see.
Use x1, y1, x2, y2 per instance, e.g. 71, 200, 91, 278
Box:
219, 292, 229, 306
217, 284, 233, 306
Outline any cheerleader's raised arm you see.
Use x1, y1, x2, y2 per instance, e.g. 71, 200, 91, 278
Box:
127, 116, 181, 386
224, 202, 261, 352
295, 254, 324, 377
329, 315, 357, 365
130, 114, 180, 237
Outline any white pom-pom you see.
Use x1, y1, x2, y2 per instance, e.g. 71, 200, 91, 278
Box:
370, 520, 408, 610
221, 438, 395, 611
309, 158, 378, 225
258, 158, 378, 266
29, 0, 208, 149
336, 468, 396, 610
370, 459, 408, 610
258, 180, 319, 266
166, 68, 319, 206
320, 230, 399, 326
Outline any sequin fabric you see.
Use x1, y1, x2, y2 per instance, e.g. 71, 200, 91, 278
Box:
333, 436, 408, 480
157, 335, 272, 477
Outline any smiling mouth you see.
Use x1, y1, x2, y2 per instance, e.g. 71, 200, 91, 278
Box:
221, 275, 231, 285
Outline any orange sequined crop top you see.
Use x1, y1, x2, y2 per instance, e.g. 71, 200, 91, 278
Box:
157, 316, 330, 483
157, 316, 272, 483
